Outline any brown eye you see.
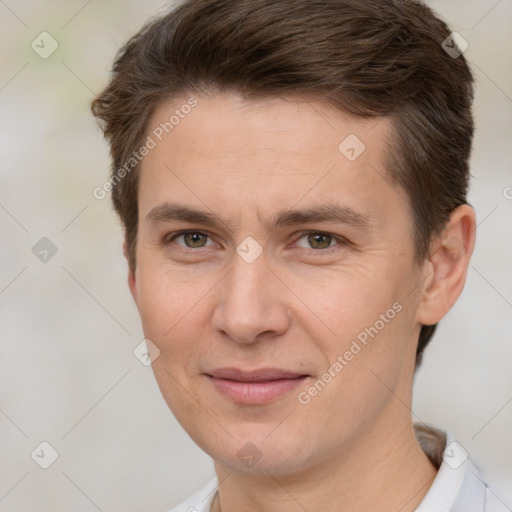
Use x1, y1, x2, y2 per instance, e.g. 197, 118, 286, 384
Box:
183, 232, 208, 248
307, 233, 332, 249
170, 231, 212, 248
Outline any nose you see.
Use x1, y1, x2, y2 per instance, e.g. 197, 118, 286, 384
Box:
211, 251, 291, 344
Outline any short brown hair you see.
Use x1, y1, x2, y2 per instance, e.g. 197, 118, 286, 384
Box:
91, 0, 474, 369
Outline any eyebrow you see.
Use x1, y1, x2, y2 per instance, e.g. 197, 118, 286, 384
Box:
145, 202, 371, 231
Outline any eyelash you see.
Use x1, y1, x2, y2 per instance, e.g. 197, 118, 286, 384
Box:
165, 229, 347, 252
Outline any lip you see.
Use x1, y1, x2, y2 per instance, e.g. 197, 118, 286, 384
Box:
206, 367, 309, 405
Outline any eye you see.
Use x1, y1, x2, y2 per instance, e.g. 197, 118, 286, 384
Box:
167, 230, 215, 249
294, 232, 343, 250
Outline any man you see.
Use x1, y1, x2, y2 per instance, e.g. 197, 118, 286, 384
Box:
91, 0, 510, 510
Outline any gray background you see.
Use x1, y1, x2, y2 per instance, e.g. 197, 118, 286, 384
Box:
0, 0, 511, 510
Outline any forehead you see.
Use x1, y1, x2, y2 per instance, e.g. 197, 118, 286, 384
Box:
138, 92, 408, 232
147, 92, 387, 168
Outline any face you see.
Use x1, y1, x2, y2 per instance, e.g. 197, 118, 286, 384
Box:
130, 92, 428, 477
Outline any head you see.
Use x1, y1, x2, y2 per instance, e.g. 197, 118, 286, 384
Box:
92, 0, 475, 477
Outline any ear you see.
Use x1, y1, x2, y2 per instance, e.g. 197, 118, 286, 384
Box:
416, 204, 476, 326
124, 240, 138, 304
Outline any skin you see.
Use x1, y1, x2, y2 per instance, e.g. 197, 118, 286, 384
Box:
128, 91, 476, 512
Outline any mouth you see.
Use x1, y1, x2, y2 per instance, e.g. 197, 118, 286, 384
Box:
205, 367, 309, 405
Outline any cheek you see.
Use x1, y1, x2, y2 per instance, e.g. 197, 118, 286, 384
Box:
135, 269, 209, 420
135, 265, 196, 356
136, 255, 196, 320
292, 269, 400, 345
299, 268, 412, 389
301, 300, 412, 435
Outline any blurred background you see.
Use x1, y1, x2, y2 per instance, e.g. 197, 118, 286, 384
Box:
0, 0, 511, 510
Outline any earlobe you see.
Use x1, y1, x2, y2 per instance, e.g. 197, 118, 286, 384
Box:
416, 204, 476, 327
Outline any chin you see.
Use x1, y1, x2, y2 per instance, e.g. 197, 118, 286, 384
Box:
198, 428, 314, 476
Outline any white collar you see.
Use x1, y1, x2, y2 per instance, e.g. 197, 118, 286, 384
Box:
414, 423, 481, 511
169, 423, 506, 512
412, 422, 509, 511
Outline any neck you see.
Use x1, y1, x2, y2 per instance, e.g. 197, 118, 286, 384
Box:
212, 408, 437, 512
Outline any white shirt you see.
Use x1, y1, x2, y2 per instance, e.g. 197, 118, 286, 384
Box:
168, 424, 510, 512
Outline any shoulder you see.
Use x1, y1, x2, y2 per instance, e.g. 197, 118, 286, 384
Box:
484, 486, 512, 512
167, 477, 218, 512
451, 458, 511, 512
414, 423, 511, 512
